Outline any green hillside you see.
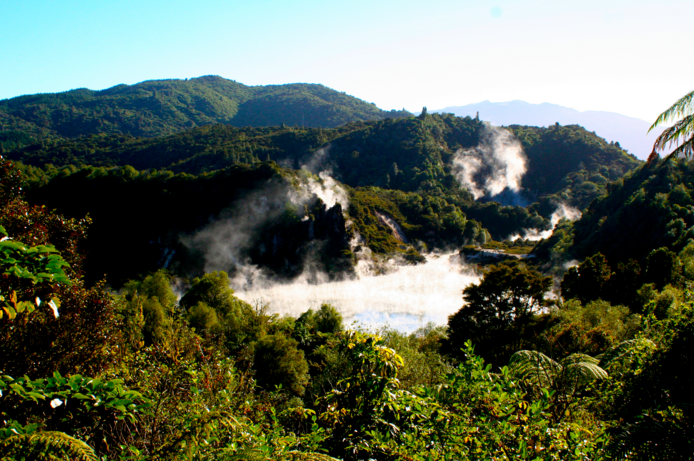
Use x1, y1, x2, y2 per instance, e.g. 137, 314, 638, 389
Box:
511, 124, 641, 208
0, 75, 410, 143
534, 156, 694, 265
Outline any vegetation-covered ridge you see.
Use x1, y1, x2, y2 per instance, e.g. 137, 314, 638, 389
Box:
9, 112, 641, 248
534, 156, 694, 266
509, 123, 641, 208
0, 75, 411, 145
2, 153, 693, 460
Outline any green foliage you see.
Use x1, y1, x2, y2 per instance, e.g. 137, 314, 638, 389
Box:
561, 253, 613, 305
0, 429, 98, 461
426, 341, 604, 460
547, 299, 641, 356
0, 158, 118, 377
253, 334, 310, 396
116, 269, 177, 347
0, 225, 68, 320
447, 261, 553, 365
510, 123, 641, 209
536, 158, 694, 266
295, 304, 343, 338
0, 371, 148, 456
180, 271, 255, 343
0, 76, 410, 140
601, 305, 694, 459
509, 350, 607, 423
377, 324, 452, 388
318, 331, 406, 459
650, 88, 694, 159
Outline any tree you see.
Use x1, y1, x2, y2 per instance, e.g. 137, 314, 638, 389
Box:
0, 158, 118, 377
561, 253, 612, 304
447, 261, 552, 365
644, 246, 683, 290
253, 333, 309, 396
180, 271, 253, 341
117, 269, 176, 347
650, 89, 694, 159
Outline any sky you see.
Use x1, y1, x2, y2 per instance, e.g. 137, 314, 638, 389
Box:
2, 0, 693, 123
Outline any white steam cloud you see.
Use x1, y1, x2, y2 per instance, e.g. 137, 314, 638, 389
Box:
453, 124, 527, 200
510, 203, 582, 241
182, 170, 349, 275
233, 252, 480, 332
183, 144, 483, 332
305, 171, 349, 210
300, 144, 349, 210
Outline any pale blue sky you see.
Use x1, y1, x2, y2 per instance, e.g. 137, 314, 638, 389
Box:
2, 0, 692, 122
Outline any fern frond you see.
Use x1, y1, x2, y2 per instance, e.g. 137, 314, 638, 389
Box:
652, 114, 694, 158
650, 90, 694, 132
509, 350, 561, 388
0, 431, 97, 461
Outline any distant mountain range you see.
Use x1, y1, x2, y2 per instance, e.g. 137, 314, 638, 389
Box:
0, 76, 411, 144
433, 100, 664, 160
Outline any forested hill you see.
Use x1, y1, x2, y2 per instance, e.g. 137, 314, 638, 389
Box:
510, 124, 641, 208
10, 113, 640, 209
0, 75, 410, 144
534, 157, 694, 266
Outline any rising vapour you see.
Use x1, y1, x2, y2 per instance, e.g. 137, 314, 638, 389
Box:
300, 144, 349, 210
510, 203, 582, 241
183, 143, 481, 332
452, 124, 527, 202
181, 169, 348, 275
233, 252, 480, 332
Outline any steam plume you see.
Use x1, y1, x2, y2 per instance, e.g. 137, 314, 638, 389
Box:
452, 125, 527, 203
510, 203, 582, 241
233, 252, 480, 332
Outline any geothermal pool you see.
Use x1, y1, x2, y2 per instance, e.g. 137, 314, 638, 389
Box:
232, 252, 481, 332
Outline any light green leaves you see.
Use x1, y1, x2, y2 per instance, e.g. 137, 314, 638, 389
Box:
0, 227, 71, 320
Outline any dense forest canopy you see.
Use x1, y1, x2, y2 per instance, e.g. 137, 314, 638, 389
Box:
3, 81, 691, 460
0, 76, 410, 144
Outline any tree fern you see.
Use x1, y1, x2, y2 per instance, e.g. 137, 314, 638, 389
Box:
0, 431, 97, 461
650, 90, 694, 159
509, 350, 608, 422
510, 350, 607, 391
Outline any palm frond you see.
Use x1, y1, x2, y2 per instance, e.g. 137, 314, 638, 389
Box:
650, 90, 694, 132
0, 431, 97, 461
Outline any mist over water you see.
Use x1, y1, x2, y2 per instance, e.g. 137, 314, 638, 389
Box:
452, 124, 527, 203
232, 252, 480, 332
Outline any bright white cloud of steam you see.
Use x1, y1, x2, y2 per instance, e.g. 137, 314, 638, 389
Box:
452, 124, 527, 199
305, 171, 349, 210
182, 168, 349, 274
510, 203, 582, 241
232, 252, 481, 332
300, 144, 349, 210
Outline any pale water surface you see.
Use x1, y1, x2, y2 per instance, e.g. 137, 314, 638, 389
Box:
233, 252, 481, 332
